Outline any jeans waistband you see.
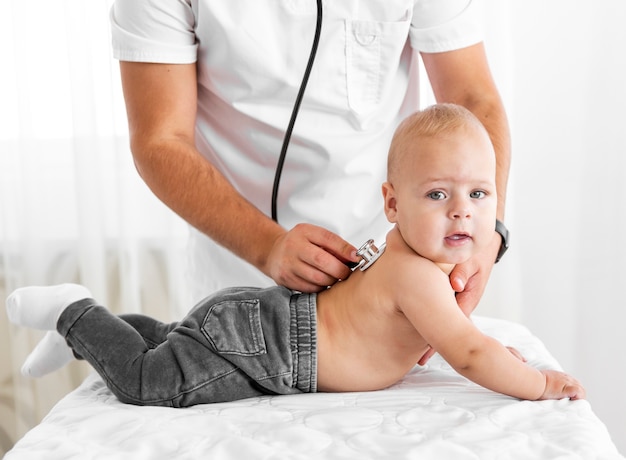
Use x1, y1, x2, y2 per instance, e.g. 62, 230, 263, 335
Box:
289, 292, 317, 393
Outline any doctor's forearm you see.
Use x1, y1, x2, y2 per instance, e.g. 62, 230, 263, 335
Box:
132, 139, 285, 275
462, 97, 511, 221
119, 61, 286, 277
433, 90, 511, 221
422, 44, 511, 220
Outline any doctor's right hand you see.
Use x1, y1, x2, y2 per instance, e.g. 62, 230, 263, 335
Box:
266, 223, 359, 293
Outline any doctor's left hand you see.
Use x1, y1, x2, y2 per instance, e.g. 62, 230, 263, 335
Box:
267, 223, 359, 293
450, 231, 501, 316
418, 232, 500, 366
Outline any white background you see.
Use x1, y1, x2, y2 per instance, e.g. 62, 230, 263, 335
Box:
480, 1, 626, 453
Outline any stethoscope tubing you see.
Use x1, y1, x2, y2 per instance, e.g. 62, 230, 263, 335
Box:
271, 0, 323, 222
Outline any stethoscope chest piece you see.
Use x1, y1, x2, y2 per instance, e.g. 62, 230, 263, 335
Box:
351, 239, 386, 272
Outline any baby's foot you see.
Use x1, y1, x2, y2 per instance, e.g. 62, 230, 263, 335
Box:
6, 284, 92, 330
21, 331, 74, 378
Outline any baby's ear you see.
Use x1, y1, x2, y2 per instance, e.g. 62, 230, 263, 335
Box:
382, 182, 398, 223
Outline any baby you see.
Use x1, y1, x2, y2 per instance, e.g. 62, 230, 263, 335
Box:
6, 104, 584, 406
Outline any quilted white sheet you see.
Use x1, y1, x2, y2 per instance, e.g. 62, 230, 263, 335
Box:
6, 317, 624, 460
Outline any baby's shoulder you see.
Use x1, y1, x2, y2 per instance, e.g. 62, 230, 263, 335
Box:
386, 244, 446, 277
377, 251, 449, 305
380, 228, 451, 291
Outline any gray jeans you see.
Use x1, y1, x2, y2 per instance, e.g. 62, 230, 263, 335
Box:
57, 286, 318, 407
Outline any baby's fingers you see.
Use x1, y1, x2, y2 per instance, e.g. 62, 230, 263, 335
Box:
565, 381, 586, 400
540, 370, 586, 400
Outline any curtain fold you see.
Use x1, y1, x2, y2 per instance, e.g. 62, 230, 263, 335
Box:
0, 1, 189, 454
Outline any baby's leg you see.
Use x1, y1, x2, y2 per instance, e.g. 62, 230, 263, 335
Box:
6, 284, 92, 330
59, 301, 187, 406
119, 314, 178, 349
59, 295, 264, 406
6, 284, 92, 377
20, 331, 75, 378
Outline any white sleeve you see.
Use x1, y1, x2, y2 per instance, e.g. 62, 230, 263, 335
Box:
110, 0, 198, 63
410, 0, 484, 53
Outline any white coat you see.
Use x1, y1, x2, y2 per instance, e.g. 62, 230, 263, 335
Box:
110, 0, 483, 300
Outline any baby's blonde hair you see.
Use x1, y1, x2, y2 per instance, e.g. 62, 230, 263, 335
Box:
387, 104, 487, 183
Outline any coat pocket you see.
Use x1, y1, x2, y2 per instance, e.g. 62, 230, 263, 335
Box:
345, 13, 411, 116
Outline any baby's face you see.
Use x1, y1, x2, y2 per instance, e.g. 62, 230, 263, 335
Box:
383, 124, 497, 265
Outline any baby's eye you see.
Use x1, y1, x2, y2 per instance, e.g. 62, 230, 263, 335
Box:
427, 191, 446, 200
470, 190, 486, 199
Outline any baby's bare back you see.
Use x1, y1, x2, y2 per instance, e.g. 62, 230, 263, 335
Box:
315, 258, 431, 393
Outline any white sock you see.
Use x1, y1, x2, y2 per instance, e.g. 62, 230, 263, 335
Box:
6, 283, 92, 330
21, 331, 75, 378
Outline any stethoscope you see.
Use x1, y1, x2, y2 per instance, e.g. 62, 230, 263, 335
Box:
270, 0, 385, 272
270, 0, 322, 223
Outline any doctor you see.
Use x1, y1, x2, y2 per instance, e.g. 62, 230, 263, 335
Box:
111, 1, 510, 319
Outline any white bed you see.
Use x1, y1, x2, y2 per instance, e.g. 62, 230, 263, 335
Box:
5, 317, 623, 460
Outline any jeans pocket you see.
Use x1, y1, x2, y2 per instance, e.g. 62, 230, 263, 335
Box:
202, 299, 267, 356
345, 13, 411, 117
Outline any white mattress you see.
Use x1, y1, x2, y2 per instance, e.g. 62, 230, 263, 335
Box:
6, 317, 624, 460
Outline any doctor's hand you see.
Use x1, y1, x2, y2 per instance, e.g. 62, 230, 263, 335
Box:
267, 223, 359, 293
449, 231, 501, 316
419, 233, 500, 366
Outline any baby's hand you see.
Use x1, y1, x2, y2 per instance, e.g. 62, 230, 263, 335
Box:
539, 370, 586, 400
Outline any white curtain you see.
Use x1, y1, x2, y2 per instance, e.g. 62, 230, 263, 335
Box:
0, 1, 189, 454
1, 0, 624, 456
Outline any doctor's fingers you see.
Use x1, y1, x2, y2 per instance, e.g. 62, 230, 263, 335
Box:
273, 245, 352, 292
272, 262, 337, 293
267, 245, 342, 292
300, 240, 356, 280
291, 223, 358, 265
267, 224, 355, 290
269, 247, 350, 292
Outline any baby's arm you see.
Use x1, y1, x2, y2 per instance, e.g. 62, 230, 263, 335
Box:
398, 262, 585, 400
448, 337, 585, 400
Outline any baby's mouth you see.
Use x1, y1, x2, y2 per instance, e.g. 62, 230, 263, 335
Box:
445, 232, 471, 244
